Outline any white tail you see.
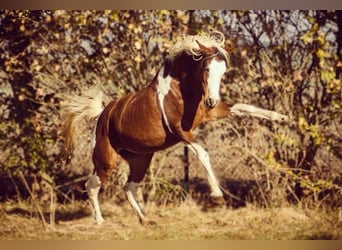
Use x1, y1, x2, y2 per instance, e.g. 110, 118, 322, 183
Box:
61, 87, 106, 153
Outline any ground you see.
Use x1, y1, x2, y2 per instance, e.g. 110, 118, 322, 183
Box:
0, 199, 341, 240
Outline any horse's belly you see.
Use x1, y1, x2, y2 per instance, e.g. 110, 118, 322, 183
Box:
115, 128, 178, 154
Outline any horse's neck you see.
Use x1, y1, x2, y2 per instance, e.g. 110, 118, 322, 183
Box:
150, 56, 206, 130
168, 53, 195, 79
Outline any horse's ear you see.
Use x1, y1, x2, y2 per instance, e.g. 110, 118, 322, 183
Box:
196, 40, 215, 55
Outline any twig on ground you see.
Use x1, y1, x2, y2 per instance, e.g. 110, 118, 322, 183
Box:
18, 171, 48, 231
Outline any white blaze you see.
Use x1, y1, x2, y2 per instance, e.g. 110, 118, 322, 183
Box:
207, 59, 226, 103
157, 66, 173, 133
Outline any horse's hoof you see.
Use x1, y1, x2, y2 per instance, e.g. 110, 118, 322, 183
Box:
95, 217, 104, 225
203, 196, 226, 211
140, 219, 157, 226
210, 195, 226, 206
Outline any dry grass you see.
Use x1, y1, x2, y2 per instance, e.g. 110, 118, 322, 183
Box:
0, 199, 341, 240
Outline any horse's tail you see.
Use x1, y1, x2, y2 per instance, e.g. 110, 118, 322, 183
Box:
61, 87, 106, 154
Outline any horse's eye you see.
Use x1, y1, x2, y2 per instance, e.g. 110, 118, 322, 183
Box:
204, 68, 210, 72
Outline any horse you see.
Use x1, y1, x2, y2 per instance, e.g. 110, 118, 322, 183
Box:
62, 31, 288, 225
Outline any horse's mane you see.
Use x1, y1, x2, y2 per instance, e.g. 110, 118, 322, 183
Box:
168, 30, 229, 64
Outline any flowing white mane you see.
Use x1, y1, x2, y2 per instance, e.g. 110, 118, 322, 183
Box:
168, 30, 229, 64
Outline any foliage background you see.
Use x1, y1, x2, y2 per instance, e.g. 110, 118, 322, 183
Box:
0, 10, 341, 209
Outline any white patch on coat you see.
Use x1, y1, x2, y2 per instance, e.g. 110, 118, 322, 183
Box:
157, 66, 173, 133
207, 59, 226, 103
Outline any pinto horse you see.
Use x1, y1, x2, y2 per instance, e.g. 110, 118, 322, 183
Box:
62, 31, 288, 225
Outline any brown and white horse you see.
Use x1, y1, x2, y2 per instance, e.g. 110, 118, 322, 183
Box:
62, 31, 288, 225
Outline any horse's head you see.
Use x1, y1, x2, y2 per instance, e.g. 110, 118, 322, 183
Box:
196, 41, 227, 109
166, 31, 229, 109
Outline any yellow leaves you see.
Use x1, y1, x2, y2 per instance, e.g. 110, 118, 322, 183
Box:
64, 22, 70, 29
327, 78, 341, 93
110, 12, 119, 22
134, 54, 143, 63
307, 15, 315, 24
300, 23, 327, 49
19, 24, 25, 32
102, 47, 110, 55
316, 33, 325, 46
312, 22, 319, 33
274, 80, 282, 88
337, 60, 342, 68
176, 10, 189, 24
275, 132, 296, 147
75, 15, 87, 26
217, 17, 223, 25
320, 69, 335, 82
134, 41, 142, 50
127, 23, 135, 30
309, 124, 323, 145
18, 94, 25, 101
298, 116, 309, 132
54, 10, 66, 17
298, 117, 324, 145
65, 34, 72, 43
264, 150, 282, 170
245, 83, 259, 93
240, 49, 248, 57
32, 59, 42, 72
128, 23, 143, 35
300, 33, 313, 45
316, 48, 326, 59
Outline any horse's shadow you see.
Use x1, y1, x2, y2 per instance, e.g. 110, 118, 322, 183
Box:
176, 176, 267, 209
3, 176, 266, 224
4, 203, 90, 223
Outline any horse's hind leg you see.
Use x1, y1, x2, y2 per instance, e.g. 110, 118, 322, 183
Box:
85, 174, 104, 224
86, 138, 118, 225
122, 152, 155, 225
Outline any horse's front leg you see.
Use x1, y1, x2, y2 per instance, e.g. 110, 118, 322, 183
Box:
204, 101, 231, 121
186, 142, 223, 198
205, 101, 289, 123
230, 103, 289, 122
179, 130, 225, 205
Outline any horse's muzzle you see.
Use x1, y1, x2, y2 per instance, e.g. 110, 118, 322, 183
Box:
204, 98, 218, 109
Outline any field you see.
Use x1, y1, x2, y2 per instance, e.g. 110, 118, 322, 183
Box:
0, 199, 341, 240
1, 10, 341, 241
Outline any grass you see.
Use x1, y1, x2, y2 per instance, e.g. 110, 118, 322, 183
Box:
0, 199, 341, 240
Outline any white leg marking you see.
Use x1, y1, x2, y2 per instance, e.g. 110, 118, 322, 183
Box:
157, 66, 173, 133
230, 103, 289, 122
85, 174, 104, 224
207, 59, 226, 103
187, 143, 223, 197
124, 181, 148, 223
